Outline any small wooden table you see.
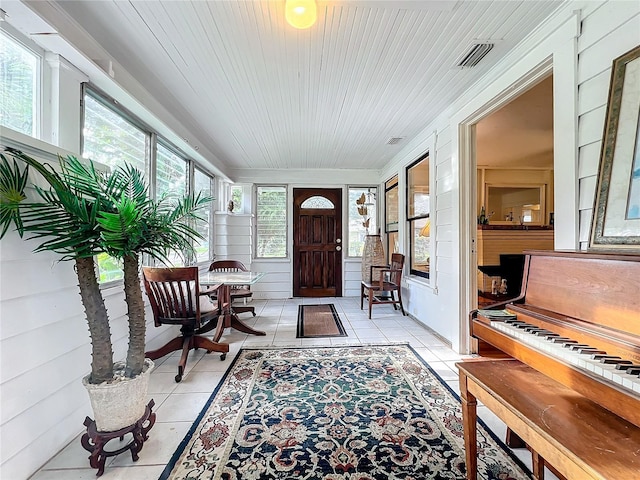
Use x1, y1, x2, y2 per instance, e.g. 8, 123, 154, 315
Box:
200, 271, 266, 342
456, 359, 640, 480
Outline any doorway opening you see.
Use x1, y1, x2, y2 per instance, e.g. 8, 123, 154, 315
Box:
475, 76, 555, 308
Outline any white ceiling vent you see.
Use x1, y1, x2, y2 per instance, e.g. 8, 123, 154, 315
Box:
386, 137, 404, 145
456, 43, 494, 68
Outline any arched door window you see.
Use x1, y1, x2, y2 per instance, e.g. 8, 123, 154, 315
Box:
301, 196, 334, 209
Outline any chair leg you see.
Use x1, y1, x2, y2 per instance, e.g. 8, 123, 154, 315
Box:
397, 289, 406, 316
368, 288, 374, 319
175, 336, 191, 383
144, 336, 184, 360
360, 283, 365, 310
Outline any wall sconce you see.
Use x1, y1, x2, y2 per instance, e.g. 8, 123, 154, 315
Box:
285, 0, 317, 29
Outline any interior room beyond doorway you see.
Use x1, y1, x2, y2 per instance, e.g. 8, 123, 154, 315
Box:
474, 76, 555, 307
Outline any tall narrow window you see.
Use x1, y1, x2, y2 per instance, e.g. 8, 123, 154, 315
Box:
256, 186, 287, 258
406, 155, 430, 279
194, 168, 213, 262
156, 142, 187, 198
385, 176, 399, 263
231, 185, 244, 213
83, 90, 148, 282
0, 31, 40, 137
348, 187, 377, 256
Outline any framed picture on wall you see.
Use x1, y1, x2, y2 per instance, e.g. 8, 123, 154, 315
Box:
589, 45, 640, 252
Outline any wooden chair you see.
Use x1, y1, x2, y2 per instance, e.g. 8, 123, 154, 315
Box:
143, 267, 228, 383
207, 260, 256, 316
360, 253, 406, 319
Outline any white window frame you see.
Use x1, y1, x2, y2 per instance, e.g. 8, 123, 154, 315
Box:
1, 23, 43, 139
254, 185, 288, 259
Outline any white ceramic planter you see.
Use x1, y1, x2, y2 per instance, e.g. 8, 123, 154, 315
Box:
82, 358, 154, 432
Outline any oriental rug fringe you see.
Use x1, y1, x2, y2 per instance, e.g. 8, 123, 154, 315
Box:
160, 344, 530, 480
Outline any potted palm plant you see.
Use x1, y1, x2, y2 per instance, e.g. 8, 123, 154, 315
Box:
0, 147, 211, 432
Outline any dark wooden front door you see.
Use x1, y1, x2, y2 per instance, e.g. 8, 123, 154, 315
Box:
293, 188, 342, 297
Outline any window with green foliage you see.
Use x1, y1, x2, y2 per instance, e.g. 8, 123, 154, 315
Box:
83, 93, 149, 282
256, 186, 287, 258
156, 142, 187, 198
348, 187, 377, 256
406, 154, 430, 279
231, 185, 243, 212
1, 30, 40, 137
82, 93, 147, 175
194, 168, 213, 262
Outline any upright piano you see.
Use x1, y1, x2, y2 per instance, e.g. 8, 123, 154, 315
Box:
462, 250, 640, 479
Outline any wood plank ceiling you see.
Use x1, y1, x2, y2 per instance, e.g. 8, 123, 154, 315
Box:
52, 0, 563, 172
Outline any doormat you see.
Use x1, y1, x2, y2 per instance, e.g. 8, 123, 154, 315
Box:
296, 303, 348, 338
159, 345, 531, 480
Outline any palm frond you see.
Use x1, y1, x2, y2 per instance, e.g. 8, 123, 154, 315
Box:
0, 152, 29, 237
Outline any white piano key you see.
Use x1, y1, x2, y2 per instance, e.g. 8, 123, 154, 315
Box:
490, 320, 640, 395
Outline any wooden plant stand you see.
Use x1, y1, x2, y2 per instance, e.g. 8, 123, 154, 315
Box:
81, 400, 156, 476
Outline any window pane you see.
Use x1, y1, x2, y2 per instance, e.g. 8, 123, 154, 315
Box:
256, 186, 287, 258
348, 187, 377, 256
194, 169, 213, 262
83, 92, 148, 282
410, 217, 430, 278
156, 143, 187, 198
0, 33, 38, 137
231, 185, 243, 212
385, 175, 398, 232
407, 158, 429, 219
82, 94, 147, 174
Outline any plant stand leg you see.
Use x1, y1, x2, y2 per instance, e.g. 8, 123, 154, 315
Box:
81, 400, 156, 476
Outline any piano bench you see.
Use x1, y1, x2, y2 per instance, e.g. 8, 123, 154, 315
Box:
456, 359, 640, 480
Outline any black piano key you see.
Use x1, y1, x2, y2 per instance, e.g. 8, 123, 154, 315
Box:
523, 327, 543, 332
568, 344, 591, 351
591, 354, 619, 360
627, 367, 640, 375
602, 359, 632, 365
534, 330, 554, 336
615, 364, 640, 371
578, 348, 606, 355
551, 337, 575, 344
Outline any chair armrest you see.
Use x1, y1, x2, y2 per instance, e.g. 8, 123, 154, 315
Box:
200, 284, 222, 295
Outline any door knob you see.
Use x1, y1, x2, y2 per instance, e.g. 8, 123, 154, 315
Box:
336, 246, 342, 251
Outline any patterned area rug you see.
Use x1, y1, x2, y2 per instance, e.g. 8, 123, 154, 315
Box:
160, 345, 531, 480
296, 304, 348, 338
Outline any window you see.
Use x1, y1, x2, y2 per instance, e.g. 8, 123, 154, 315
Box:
0, 30, 40, 137
82, 92, 148, 175
156, 142, 187, 198
385, 176, 398, 263
256, 186, 287, 258
83, 91, 150, 282
231, 185, 243, 213
406, 155, 430, 279
348, 187, 377, 256
194, 168, 213, 262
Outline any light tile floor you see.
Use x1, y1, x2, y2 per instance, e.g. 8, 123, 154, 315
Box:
31, 297, 556, 479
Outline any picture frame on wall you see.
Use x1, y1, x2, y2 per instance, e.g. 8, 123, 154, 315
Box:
589, 45, 640, 252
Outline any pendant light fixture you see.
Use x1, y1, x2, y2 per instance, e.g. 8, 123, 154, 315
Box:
285, 0, 317, 29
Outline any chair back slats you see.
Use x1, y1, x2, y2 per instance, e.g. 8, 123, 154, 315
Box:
388, 253, 405, 286
142, 267, 201, 327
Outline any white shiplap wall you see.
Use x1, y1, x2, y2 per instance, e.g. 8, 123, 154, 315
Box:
576, 1, 640, 249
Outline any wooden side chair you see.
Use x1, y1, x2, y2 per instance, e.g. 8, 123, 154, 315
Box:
143, 266, 228, 383
207, 260, 256, 317
360, 253, 406, 319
